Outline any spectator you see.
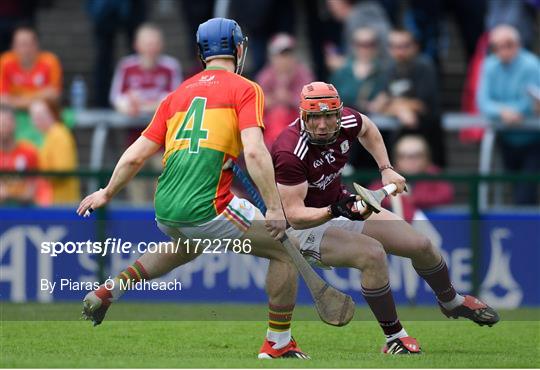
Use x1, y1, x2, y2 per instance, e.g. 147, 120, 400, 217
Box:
110, 23, 182, 117
370, 135, 454, 223
403, 0, 486, 68
30, 99, 80, 204
0, 105, 38, 205
229, 0, 296, 76
331, 26, 390, 173
330, 27, 388, 112
0, 26, 62, 110
326, 0, 391, 72
87, 0, 146, 107
0, 26, 62, 147
256, 34, 313, 147
477, 24, 540, 205
0, 1, 38, 52
374, 29, 446, 167
486, 0, 539, 51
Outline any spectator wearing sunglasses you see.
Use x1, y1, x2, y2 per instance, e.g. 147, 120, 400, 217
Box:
477, 24, 540, 205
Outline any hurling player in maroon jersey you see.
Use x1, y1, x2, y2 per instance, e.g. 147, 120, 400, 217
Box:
271, 82, 499, 355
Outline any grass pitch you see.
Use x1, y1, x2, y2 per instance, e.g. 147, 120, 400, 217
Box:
1, 303, 539, 368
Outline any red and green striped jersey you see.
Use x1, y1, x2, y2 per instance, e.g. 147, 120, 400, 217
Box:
142, 66, 264, 226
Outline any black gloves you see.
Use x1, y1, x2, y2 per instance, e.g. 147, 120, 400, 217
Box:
329, 195, 373, 221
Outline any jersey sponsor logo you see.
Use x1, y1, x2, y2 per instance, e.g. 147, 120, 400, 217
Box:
309, 170, 342, 190
341, 140, 350, 153
199, 75, 215, 82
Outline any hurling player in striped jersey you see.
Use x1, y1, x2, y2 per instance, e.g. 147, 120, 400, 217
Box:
271, 82, 499, 354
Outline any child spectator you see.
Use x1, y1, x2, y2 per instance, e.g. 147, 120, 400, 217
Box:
30, 99, 80, 204
0, 105, 38, 205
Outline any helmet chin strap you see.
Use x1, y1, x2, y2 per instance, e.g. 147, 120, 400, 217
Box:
235, 37, 249, 75
301, 117, 341, 146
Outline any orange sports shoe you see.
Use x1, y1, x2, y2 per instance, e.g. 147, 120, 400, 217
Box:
258, 337, 310, 359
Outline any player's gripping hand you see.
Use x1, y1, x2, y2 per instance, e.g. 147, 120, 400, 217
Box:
329, 195, 373, 221
77, 188, 111, 217
381, 168, 406, 194
265, 207, 287, 240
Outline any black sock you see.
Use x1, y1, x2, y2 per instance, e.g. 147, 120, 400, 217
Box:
361, 282, 403, 336
415, 258, 457, 303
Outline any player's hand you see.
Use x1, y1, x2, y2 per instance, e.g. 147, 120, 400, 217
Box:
264, 207, 287, 240
381, 169, 406, 194
77, 188, 111, 217
329, 195, 372, 221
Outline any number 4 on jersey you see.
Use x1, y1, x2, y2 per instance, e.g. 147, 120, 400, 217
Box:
175, 97, 208, 153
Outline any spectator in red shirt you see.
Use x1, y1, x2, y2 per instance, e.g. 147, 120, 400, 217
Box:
109, 23, 182, 117
0, 26, 62, 110
256, 33, 314, 148
370, 135, 454, 222
0, 105, 39, 204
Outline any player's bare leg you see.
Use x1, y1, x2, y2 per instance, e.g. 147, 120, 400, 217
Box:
82, 246, 199, 326
363, 209, 499, 326
242, 210, 309, 359
319, 227, 421, 354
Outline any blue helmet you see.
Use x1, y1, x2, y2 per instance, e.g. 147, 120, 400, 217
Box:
196, 18, 248, 74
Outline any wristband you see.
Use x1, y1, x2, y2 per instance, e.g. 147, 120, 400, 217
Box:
379, 164, 394, 173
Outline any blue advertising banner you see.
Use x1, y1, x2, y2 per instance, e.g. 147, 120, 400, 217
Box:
1, 207, 538, 308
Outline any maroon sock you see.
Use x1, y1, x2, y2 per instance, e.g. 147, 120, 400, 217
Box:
415, 258, 457, 303
361, 282, 403, 336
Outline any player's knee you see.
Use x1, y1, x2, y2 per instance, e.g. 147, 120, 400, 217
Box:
357, 241, 387, 271
414, 235, 434, 257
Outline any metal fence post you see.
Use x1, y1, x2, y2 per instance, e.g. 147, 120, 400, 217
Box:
96, 172, 108, 283
470, 177, 481, 296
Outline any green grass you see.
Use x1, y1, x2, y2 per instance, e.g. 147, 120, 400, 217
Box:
1, 303, 539, 368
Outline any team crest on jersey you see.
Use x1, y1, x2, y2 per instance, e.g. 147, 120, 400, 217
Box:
340, 140, 350, 154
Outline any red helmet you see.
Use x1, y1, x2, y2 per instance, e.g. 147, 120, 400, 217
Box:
299, 82, 343, 145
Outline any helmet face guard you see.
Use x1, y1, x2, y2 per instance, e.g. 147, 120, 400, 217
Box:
299, 82, 343, 145
235, 36, 248, 75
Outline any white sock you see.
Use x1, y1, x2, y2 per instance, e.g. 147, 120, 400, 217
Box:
266, 329, 291, 350
385, 328, 408, 343
439, 293, 465, 311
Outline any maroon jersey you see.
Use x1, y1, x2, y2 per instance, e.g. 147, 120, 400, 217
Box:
272, 107, 363, 208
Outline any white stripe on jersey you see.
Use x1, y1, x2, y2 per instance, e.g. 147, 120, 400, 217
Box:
342, 114, 355, 120
293, 132, 308, 158
298, 142, 309, 160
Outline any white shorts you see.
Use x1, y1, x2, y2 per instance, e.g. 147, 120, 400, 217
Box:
157, 196, 257, 241
287, 217, 365, 268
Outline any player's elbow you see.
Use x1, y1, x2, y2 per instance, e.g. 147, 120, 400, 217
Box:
243, 146, 266, 164
124, 154, 146, 168
284, 210, 306, 230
